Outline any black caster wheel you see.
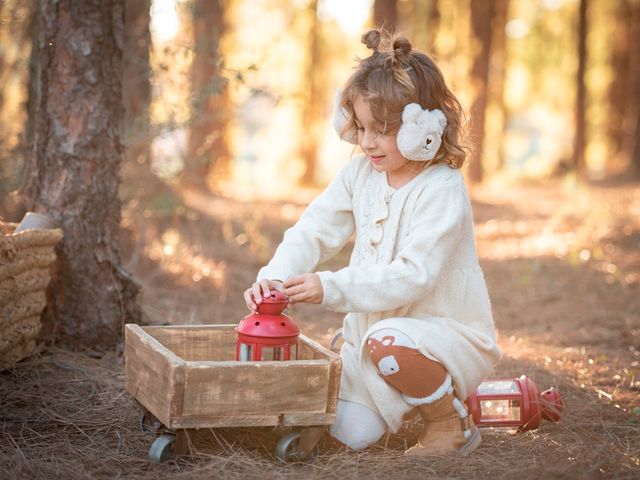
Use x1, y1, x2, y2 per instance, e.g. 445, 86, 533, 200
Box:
140, 410, 162, 436
148, 434, 176, 463
275, 431, 320, 463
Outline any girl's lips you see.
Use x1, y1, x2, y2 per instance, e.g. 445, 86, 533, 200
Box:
369, 155, 385, 165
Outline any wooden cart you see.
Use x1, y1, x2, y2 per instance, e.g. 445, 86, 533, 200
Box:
124, 323, 341, 462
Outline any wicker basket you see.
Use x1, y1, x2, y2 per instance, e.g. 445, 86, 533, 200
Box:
0, 221, 63, 370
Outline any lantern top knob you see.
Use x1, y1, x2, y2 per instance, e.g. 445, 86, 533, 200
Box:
256, 290, 289, 315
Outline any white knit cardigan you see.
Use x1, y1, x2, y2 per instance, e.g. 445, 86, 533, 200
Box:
258, 155, 501, 432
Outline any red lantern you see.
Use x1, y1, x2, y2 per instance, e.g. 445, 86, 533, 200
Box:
465, 375, 564, 431
236, 290, 300, 361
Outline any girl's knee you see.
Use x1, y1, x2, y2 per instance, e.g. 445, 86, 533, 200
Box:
330, 400, 386, 450
365, 328, 448, 399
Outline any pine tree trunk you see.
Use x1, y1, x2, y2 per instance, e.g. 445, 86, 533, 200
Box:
185, 0, 228, 189
490, 0, 509, 171
468, 0, 495, 183
24, 0, 140, 348
426, 0, 441, 52
625, 0, 640, 178
607, 0, 631, 154
573, 0, 588, 177
300, 0, 321, 186
374, 0, 397, 31
123, 0, 151, 172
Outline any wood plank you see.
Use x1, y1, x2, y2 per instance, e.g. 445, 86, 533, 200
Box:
143, 325, 237, 361
171, 414, 282, 429
282, 412, 336, 426
326, 356, 342, 414
181, 359, 330, 417
298, 334, 340, 361
124, 324, 186, 426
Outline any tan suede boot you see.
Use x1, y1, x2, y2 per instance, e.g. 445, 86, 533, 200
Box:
405, 392, 481, 456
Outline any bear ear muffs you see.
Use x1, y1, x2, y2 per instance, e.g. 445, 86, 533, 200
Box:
396, 103, 447, 161
332, 89, 358, 145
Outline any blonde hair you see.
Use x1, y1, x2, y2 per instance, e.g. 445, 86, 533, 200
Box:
339, 29, 468, 169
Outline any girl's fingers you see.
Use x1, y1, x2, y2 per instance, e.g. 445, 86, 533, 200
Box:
244, 289, 257, 311
283, 275, 304, 289
251, 283, 263, 304
284, 283, 307, 298
259, 279, 272, 298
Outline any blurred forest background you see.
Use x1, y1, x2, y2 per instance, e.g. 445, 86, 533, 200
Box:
1, 0, 639, 203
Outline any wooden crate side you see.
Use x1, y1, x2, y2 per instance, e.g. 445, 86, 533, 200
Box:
171, 414, 282, 429
298, 334, 340, 361
125, 324, 186, 426
282, 412, 336, 426
326, 356, 342, 414
143, 325, 236, 361
181, 359, 330, 417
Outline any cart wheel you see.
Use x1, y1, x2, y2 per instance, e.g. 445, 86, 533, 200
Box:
275, 431, 320, 463
149, 434, 176, 463
140, 411, 162, 436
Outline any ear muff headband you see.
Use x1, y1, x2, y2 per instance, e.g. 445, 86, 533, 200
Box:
332, 91, 447, 162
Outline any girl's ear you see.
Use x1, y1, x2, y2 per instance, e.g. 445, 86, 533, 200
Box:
332, 89, 358, 144
397, 104, 447, 161
402, 103, 422, 123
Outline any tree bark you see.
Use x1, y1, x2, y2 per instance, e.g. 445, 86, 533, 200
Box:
468, 0, 495, 183
573, 0, 588, 177
184, 0, 228, 189
24, 0, 140, 348
300, 0, 321, 186
490, 0, 509, 171
123, 0, 151, 172
625, 0, 640, 178
374, 0, 397, 32
607, 0, 631, 154
426, 0, 441, 53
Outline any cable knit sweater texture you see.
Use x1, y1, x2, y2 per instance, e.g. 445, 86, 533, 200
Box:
257, 154, 501, 432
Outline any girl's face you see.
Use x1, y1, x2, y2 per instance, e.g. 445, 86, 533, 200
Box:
353, 95, 416, 184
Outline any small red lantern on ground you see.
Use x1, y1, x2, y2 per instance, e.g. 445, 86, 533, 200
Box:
466, 375, 564, 431
236, 290, 300, 361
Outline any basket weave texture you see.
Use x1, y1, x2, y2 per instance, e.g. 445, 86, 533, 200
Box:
0, 221, 63, 370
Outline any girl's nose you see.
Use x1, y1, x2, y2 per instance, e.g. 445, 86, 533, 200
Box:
361, 131, 376, 149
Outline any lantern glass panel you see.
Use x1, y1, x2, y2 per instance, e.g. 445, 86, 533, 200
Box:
291, 343, 297, 359
239, 343, 253, 361
480, 399, 521, 421
273, 347, 282, 361
477, 380, 520, 395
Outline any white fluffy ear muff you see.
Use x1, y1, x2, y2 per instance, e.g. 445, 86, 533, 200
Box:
332, 89, 358, 144
396, 103, 447, 161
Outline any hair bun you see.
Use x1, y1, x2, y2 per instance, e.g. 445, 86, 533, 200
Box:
362, 29, 382, 51
392, 35, 412, 59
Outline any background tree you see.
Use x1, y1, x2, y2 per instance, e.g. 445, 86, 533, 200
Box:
625, 0, 640, 178
573, 0, 588, 177
184, 0, 229, 189
23, 0, 140, 347
468, 0, 495, 182
373, 0, 397, 31
123, 0, 152, 182
299, 0, 322, 186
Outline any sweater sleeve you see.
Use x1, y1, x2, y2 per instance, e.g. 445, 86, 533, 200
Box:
316, 181, 468, 313
256, 157, 360, 282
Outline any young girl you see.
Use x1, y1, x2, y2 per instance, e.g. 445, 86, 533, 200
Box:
243, 29, 500, 456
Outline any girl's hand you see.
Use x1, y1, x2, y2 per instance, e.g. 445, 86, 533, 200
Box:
244, 279, 284, 312
284, 273, 324, 305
